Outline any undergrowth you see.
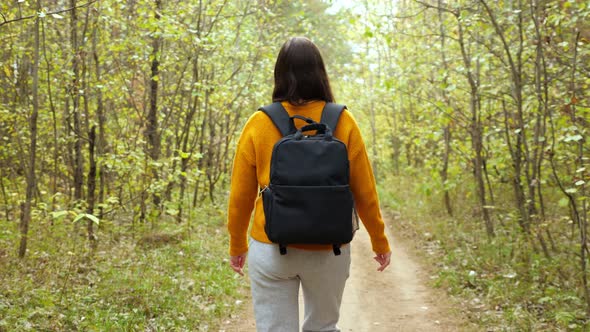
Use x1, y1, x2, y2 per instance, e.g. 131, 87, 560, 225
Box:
0, 201, 240, 331
379, 173, 588, 332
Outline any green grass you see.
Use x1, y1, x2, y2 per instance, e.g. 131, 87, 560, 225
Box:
378, 173, 589, 331
0, 203, 241, 331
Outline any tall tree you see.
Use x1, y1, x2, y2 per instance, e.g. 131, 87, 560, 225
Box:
70, 0, 85, 203
18, 0, 41, 258
146, 0, 163, 208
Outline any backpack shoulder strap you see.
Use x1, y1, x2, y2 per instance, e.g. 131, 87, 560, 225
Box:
320, 103, 347, 133
258, 102, 296, 137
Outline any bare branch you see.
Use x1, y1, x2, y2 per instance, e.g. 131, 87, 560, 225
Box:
0, 11, 7, 25
413, 0, 458, 16
0, 0, 98, 27
478, 0, 518, 79
375, 7, 428, 20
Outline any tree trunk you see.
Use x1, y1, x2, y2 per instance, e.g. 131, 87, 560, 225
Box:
480, 0, 531, 232
92, 6, 106, 219
390, 101, 401, 175
87, 126, 97, 247
71, 0, 84, 202
456, 9, 494, 237
204, 86, 216, 204
437, 0, 453, 216
369, 97, 378, 181
177, 55, 200, 222
0, 168, 9, 221
193, 82, 209, 208
569, 31, 590, 314
442, 126, 453, 216
19, 0, 41, 258
41, 17, 59, 212
146, 0, 163, 208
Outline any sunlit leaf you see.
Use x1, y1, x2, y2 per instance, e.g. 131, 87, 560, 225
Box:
50, 211, 69, 219
73, 213, 100, 225
564, 134, 583, 142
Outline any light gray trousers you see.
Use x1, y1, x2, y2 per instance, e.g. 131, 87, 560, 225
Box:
247, 239, 351, 332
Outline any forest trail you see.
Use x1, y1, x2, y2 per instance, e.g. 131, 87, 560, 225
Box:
220, 218, 472, 332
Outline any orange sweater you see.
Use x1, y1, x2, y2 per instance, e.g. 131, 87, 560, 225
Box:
227, 101, 390, 256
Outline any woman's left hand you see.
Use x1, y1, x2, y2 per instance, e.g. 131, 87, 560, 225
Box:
230, 254, 247, 276
374, 251, 391, 272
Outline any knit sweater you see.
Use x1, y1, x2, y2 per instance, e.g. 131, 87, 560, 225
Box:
227, 101, 391, 256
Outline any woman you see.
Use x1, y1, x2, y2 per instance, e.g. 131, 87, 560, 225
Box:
227, 37, 391, 331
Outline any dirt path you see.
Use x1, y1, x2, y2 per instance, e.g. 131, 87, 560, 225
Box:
220, 220, 472, 332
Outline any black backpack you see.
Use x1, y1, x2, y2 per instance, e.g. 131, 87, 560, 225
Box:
259, 102, 359, 256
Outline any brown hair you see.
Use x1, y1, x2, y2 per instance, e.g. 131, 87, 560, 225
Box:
272, 37, 335, 105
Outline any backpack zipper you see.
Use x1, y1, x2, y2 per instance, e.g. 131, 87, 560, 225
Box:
259, 185, 269, 196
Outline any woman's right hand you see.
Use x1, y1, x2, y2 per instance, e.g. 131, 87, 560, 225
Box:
230, 253, 247, 276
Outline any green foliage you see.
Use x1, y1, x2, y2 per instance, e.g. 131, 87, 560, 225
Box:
345, 0, 590, 327
0, 202, 239, 331
1, 3, 355, 329
1, 0, 589, 330
381, 174, 589, 330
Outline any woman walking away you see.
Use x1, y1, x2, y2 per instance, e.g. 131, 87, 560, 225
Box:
227, 37, 392, 332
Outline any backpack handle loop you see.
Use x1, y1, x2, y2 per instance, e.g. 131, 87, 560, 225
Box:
290, 115, 316, 125
294, 123, 333, 141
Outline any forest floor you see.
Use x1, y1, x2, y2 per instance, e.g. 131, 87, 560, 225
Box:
218, 215, 479, 332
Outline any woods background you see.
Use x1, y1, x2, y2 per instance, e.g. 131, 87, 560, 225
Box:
0, 0, 589, 330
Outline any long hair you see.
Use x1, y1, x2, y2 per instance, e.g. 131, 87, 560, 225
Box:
272, 37, 335, 105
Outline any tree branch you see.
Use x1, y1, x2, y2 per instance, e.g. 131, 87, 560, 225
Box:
413, 0, 458, 16
0, 0, 98, 27
377, 8, 428, 20
478, 0, 518, 79
0, 11, 8, 25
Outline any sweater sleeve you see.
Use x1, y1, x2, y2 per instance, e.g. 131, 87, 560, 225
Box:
227, 116, 258, 256
346, 113, 391, 254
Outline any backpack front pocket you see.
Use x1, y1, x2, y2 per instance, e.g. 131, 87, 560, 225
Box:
262, 184, 354, 245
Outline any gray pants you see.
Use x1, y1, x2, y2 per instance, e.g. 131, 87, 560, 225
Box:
248, 239, 351, 332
